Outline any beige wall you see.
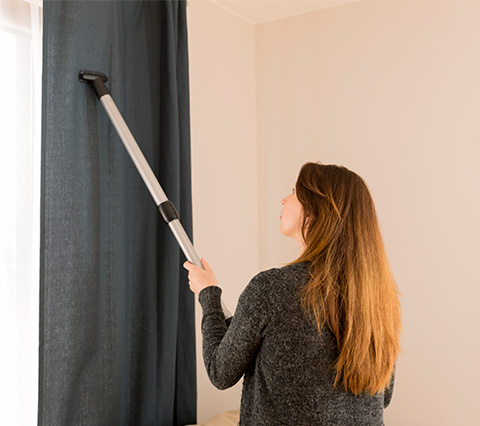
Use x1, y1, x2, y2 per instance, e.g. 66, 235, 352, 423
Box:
187, 1, 258, 422
188, 1, 480, 424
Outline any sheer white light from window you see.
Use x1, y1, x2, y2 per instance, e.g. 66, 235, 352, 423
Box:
0, 1, 42, 425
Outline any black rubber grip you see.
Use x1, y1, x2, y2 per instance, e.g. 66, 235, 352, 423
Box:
158, 201, 179, 223
91, 77, 109, 99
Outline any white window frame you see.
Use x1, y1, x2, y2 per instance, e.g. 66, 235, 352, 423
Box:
0, 1, 42, 425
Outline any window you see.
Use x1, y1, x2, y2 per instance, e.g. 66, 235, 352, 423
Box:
0, 1, 42, 424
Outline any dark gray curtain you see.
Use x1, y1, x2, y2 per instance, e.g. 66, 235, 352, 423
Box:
39, 1, 196, 425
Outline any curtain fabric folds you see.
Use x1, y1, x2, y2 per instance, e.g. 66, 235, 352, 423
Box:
39, 1, 196, 425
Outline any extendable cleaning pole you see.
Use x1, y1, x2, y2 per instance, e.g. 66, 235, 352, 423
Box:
79, 70, 232, 320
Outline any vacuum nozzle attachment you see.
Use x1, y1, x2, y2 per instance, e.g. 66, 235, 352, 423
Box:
79, 70, 109, 99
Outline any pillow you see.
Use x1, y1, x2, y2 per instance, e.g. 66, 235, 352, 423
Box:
185, 409, 240, 426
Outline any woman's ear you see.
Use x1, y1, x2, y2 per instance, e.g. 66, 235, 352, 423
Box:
305, 214, 312, 227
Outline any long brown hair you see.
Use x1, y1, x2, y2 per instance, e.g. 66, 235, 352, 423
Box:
287, 162, 401, 396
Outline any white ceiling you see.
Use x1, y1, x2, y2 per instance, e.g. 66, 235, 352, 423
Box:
205, 0, 362, 24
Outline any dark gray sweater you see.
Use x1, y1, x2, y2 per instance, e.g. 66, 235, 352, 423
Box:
198, 261, 394, 426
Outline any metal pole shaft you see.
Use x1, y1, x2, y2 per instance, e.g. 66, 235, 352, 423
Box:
80, 71, 232, 319
100, 95, 168, 205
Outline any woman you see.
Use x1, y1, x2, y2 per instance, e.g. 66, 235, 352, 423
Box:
183, 162, 402, 426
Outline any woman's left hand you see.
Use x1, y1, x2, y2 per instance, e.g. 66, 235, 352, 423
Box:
183, 258, 218, 295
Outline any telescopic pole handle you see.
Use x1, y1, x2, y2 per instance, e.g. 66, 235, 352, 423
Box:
79, 70, 233, 320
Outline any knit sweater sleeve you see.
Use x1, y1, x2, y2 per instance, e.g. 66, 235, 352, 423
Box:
198, 274, 269, 390
384, 365, 396, 408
